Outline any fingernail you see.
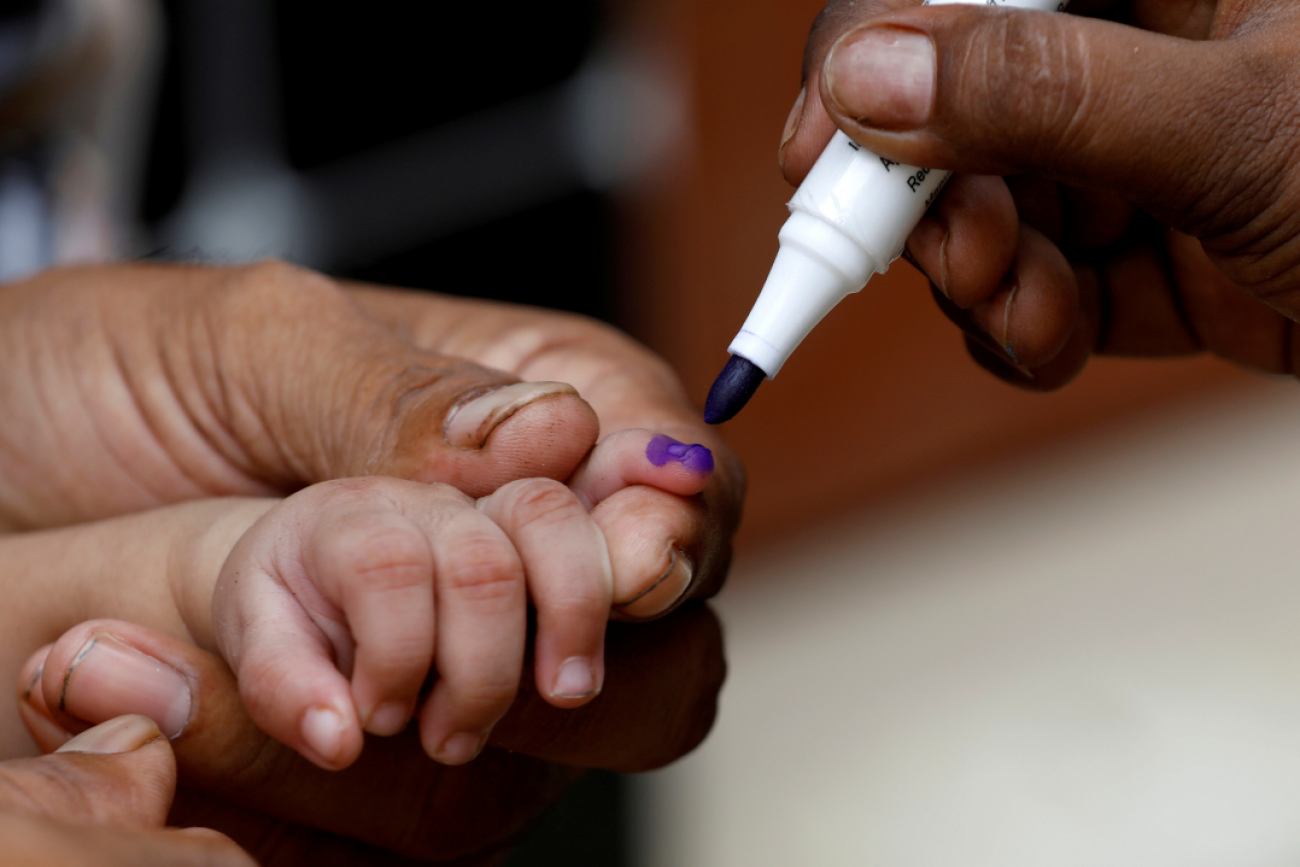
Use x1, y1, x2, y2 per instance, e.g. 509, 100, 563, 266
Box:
552, 657, 599, 699
434, 731, 487, 766
908, 217, 951, 299
20, 655, 43, 701
301, 706, 346, 765
61, 635, 192, 739
826, 26, 935, 129
966, 336, 1035, 381
971, 281, 1022, 361
645, 434, 714, 474
364, 699, 413, 737
56, 714, 162, 755
616, 548, 694, 619
444, 381, 579, 449
777, 87, 807, 171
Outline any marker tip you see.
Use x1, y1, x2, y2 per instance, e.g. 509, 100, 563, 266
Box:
704, 355, 766, 424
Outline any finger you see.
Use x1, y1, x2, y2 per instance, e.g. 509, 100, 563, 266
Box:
16, 645, 70, 752
490, 604, 726, 773
1005, 175, 1065, 244
0, 813, 256, 867
152, 261, 601, 497
24, 621, 582, 861
302, 495, 436, 739
1166, 230, 1298, 373
816, 7, 1289, 263
566, 429, 714, 510
591, 486, 704, 620
477, 479, 612, 710
0, 715, 173, 827
904, 173, 1019, 308
1082, 228, 1203, 358
211, 503, 365, 770
780, 0, 915, 184
1059, 183, 1136, 251
347, 285, 747, 608
966, 224, 1078, 369
411, 491, 530, 765
964, 313, 1094, 392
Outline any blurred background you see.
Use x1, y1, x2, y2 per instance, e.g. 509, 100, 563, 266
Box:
4, 0, 1298, 865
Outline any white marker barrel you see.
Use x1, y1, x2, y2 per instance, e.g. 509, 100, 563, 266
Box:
728, 0, 1067, 378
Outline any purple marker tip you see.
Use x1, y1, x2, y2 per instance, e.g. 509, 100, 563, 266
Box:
646, 434, 714, 474
705, 355, 765, 424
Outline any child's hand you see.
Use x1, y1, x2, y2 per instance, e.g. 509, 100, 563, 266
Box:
212, 476, 614, 770
566, 430, 716, 619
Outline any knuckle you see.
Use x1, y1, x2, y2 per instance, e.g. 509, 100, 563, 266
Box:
339, 527, 431, 594
211, 260, 359, 342
442, 678, 519, 719
539, 592, 608, 621
965, 14, 1093, 167
359, 634, 431, 678
440, 546, 524, 603
498, 478, 586, 530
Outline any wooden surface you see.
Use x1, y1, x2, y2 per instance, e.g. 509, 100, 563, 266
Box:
615, 0, 1252, 551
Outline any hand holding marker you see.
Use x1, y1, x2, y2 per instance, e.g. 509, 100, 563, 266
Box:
706, 0, 1067, 424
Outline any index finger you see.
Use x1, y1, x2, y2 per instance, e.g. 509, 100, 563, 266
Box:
19, 614, 724, 853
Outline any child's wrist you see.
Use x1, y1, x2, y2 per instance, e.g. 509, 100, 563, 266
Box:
169, 498, 278, 651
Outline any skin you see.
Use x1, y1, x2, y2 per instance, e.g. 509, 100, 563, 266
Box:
0, 716, 255, 867
19, 615, 724, 865
206, 445, 713, 772
781, 0, 1300, 388
0, 260, 740, 863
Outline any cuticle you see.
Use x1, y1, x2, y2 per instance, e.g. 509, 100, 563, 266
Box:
23, 660, 43, 700
1000, 282, 1020, 354
616, 548, 690, 612
60, 636, 98, 712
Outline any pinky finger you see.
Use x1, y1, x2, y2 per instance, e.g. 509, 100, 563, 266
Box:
213, 581, 363, 771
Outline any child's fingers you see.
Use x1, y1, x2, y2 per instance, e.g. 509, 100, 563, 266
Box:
593, 486, 705, 620
304, 500, 437, 739
477, 479, 613, 710
213, 569, 363, 771
566, 430, 714, 510
413, 496, 531, 766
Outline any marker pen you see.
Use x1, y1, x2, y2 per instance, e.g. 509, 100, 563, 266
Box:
705, 0, 1067, 424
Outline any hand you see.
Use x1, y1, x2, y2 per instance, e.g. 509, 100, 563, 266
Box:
18, 613, 724, 864
0, 261, 599, 529
781, 0, 1300, 389
0, 261, 741, 618
209, 439, 712, 770
0, 714, 254, 867
351, 285, 744, 614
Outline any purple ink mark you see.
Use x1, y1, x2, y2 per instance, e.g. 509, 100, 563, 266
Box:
646, 434, 714, 475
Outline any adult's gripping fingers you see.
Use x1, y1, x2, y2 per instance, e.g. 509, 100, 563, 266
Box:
818, 5, 1282, 246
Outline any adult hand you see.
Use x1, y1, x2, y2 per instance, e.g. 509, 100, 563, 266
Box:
781, 0, 1300, 389
0, 261, 741, 614
0, 714, 254, 866
17, 610, 724, 865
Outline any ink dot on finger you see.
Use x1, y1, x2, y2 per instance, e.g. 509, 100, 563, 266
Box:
646, 434, 714, 474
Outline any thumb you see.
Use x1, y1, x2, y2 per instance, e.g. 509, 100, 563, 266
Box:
810, 6, 1287, 254
158, 261, 601, 498
0, 716, 175, 828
